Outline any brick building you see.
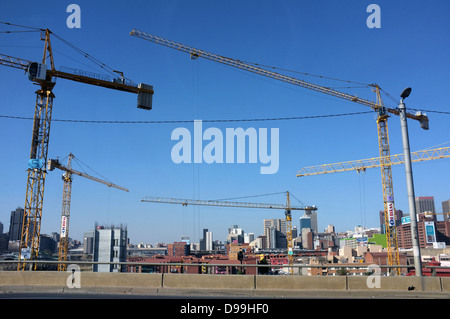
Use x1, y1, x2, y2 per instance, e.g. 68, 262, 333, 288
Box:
397, 218, 450, 249
167, 241, 190, 257
364, 251, 408, 274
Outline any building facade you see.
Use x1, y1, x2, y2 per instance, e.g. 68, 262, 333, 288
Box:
168, 241, 190, 256
9, 208, 24, 241
397, 217, 450, 249
92, 225, 127, 272
415, 196, 436, 221
263, 219, 287, 249
442, 199, 450, 222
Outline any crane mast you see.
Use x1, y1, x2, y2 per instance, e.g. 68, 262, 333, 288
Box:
142, 192, 317, 275
47, 153, 128, 271
0, 27, 153, 270
130, 30, 430, 273
58, 155, 74, 271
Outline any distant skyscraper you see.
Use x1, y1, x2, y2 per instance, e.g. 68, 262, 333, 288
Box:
200, 229, 208, 250
263, 219, 286, 249
416, 196, 436, 221
227, 225, 244, 244
309, 212, 318, 233
442, 199, 450, 222
379, 209, 403, 234
9, 207, 24, 241
205, 231, 213, 251
299, 215, 311, 235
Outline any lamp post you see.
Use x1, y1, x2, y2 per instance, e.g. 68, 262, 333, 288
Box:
398, 87, 422, 276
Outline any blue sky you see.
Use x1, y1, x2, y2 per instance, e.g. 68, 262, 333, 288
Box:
0, 1, 449, 245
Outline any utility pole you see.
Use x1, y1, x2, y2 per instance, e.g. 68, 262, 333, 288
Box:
398, 87, 422, 276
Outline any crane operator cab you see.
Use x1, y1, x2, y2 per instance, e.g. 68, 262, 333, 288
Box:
27, 62, 47, 82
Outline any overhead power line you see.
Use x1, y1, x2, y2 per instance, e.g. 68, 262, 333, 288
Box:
0, 111, 374, 124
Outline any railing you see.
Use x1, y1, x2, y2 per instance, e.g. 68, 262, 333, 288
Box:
2, 260, 448, 276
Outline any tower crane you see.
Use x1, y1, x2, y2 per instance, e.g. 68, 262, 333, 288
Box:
298, 146, 449, 274
297, 146, 450, 177
47, 153, 128, 271
130, 29, 430, 273
141, 192, 318, 275
0, 26, 154, 270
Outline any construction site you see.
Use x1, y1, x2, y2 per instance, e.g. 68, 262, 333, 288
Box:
0, 2, 449, 301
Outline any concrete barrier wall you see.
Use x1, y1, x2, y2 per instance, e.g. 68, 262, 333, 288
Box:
347, 275, 442, 291
163, 273, 254, 290
0, 271, 448, 292
441, 277, 450, 292
256, 275, 346, 290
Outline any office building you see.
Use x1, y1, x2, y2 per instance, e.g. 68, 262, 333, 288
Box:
39, 234, 57, 254
379, 209, 403, 234
244, 232, 254, 244
200, 229, 208, 250
309, 211, 318, 233
415, 196, 436, 221
442, 199, 450, 222
397, 214, 450, 249
263, 219, 287, 249
9, 208, 24, 241
92, 225, 127, 272
168, 241, 190, 256
226, 225, 244, 244
205, 231, 213, 251
83, 230, 94, 254
302, 228, 313, 250
299, 215, 311, 235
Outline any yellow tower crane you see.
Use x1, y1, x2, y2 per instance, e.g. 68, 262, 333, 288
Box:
0, 26, 154, 270
141, 192, 318, 275
297, 146, 450, 177
297, 146, 449, 274
47, 153, 129, 271
130, 30, 430, 273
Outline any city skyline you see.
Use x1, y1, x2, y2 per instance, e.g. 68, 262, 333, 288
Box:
3, 195, 449, 247
1, 1, 449, 246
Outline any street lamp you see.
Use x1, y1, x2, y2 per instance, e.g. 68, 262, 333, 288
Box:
398, 87, 423, 277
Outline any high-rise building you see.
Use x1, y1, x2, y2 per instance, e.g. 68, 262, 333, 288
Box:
244, 233, 254, 243
442, 199, 450, 222
92, 225, 127, 272
263, 219, 286, 249
205, 231, 213, 251
301, 228, 313, 250
309, 212, 318, 233
415, 196, 436, 221
200, 229, 208, 250
226, 225, 244, 244
9, 207, 24, 241
379, 209, 403, 234
299, 215, 311, 235
83, 230, 94, 254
